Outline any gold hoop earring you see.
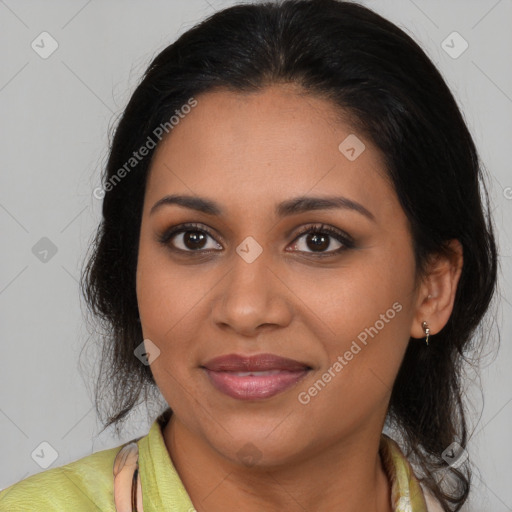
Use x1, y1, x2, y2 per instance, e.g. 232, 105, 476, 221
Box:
421, 321, 430, 346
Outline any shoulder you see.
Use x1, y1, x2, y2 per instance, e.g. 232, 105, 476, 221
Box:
0, 443, 122, 511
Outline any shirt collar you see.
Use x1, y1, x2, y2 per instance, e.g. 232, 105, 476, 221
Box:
137, 409, 195, 511
379, 433, 429, 511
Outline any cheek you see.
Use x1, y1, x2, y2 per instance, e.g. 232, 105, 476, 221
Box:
136, 243, 211, 374
137, 272, 193, 352
301, 248, 414, 340
136, 253, 199, 410
296, 281, 414, 433
300, 239, 416, 386
136, 235, 188, 333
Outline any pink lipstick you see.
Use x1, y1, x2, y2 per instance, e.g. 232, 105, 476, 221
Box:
201, 353, 311, 400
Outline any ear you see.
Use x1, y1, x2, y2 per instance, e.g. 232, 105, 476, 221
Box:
410, 239, 463, 340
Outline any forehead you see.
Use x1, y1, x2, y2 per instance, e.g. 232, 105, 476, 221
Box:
144, 85, 396, 220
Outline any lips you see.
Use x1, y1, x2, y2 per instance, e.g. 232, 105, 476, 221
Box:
202, 353, 311, 372
201, 353, 312, 400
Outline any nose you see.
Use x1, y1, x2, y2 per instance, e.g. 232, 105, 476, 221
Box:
210, 248, 294, 338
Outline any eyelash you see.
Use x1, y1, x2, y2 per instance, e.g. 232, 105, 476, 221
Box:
157, 222, 355, 258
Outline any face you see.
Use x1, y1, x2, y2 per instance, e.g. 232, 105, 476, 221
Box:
136, 83, 421, 466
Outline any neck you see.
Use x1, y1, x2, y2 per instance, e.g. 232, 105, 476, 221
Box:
163, 414, 392, 512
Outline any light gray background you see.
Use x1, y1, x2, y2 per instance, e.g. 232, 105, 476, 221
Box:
0, 0, 511, 510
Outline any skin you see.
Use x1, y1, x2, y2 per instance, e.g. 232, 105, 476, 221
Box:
136, 83, 463, 512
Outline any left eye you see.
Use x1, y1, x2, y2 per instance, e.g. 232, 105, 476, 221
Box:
290, 229, 346, 254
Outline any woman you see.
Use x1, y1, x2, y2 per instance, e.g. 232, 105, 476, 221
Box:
0, 0, 498, 511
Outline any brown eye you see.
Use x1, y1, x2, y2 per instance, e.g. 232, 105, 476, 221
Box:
159, 223, 222, 253
288, 224, 354, 256
302, 232, 334, 252
158, 222, 354, 257
181, 230, 208, 250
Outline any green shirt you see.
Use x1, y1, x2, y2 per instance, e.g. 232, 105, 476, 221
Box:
0, 410, 441, 511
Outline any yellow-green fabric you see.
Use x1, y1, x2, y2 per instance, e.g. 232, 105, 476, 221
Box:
1, 410, 437, 511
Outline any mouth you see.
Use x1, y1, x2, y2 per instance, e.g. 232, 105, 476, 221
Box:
200, 353, 312, 400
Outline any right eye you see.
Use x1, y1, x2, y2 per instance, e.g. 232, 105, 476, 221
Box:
158, 223, 223, 253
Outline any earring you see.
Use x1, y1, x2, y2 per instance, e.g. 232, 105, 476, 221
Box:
421, 321, 430, 346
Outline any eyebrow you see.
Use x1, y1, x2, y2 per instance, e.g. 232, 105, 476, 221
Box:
150, 194, 376, 222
